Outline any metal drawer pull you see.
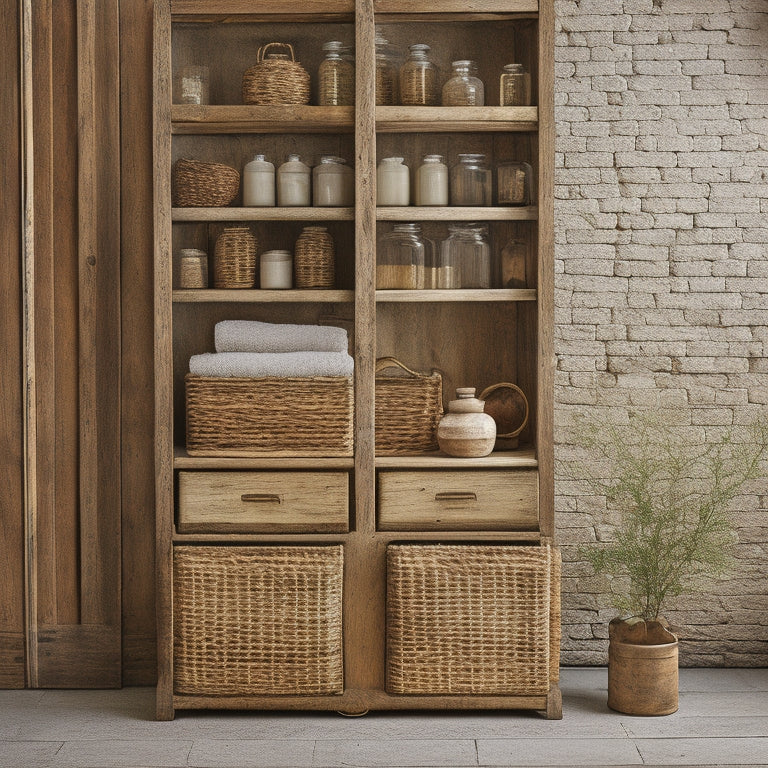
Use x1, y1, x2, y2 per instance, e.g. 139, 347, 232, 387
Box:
435, 492, 477, 502
241, 493, 282, 504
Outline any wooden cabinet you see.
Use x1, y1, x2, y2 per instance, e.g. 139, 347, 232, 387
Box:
154, 0, 556, 720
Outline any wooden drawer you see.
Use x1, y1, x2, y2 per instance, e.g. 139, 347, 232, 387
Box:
377, 470, 538, 531
177, 471, 349, 533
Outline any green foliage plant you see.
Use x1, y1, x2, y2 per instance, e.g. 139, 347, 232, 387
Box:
574, 412, 768, 623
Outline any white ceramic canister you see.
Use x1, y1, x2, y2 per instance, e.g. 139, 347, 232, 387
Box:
377, 156, 410, 206
313, 156, 354, 206
277, 154, 311, 206
243, 154, 275, 207
414, 154, 448, 206
260, 249, 293, 289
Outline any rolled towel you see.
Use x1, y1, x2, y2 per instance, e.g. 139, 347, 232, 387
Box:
215, 320, 348, 354
189, 351, 354, 379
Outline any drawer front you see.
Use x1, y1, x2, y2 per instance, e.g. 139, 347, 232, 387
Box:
378, 469, 538, 531
178, 471, 348, 533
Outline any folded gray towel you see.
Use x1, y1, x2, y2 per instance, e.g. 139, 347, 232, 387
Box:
189, 351, 354, 378
215, 320, 348, 354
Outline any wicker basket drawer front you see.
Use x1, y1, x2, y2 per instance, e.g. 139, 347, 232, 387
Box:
174, 545, 344, 696
178, 471, 349, 533
378, 470, 538, 531
387, 544, 557, 696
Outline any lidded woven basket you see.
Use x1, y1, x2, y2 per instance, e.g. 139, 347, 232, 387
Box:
213, 227, 257, 289
295, 226, 335, 288
242, 43, 311, 106
172, 158, 240, 207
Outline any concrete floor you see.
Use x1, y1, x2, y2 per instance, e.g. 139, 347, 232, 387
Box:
0, 668, 766, 768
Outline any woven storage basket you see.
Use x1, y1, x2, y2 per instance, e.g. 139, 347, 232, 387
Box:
295, 226, 335, 288
213, 227, 257, 289
386, 544, 559, 696
375, 357, 442, 455
174, 545, 344, 696
172, 158, 240, 207
242, 43, 311, 106
185, 374, 353, 457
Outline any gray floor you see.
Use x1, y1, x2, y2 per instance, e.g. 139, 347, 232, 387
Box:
0, 668, 766, 768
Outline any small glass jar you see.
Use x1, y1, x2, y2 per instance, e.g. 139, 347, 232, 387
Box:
173, 65, 210, 105
318, 41, 355, 106
414, 154, 448, 206
243, 153, 275, 207
377, 223, 431, 289
496, 160, 533, 206
313, 156, 354, 206
375, 30, 397, 106
450, 154, 492, 206
500, 238, 527, 289
442, 60, 484, 106
277, 154, 311, 207
399, 44, 439, 106
440, 224, 491, 288
260, 249, 293, 289
377, 157, 410, 206
499, 63, 532, 106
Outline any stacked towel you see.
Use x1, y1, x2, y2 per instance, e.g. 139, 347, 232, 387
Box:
215, 320, 348, 354
189, 351, 354, 379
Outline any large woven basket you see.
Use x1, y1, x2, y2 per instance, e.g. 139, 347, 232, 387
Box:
213, 226, 257, 289
375, 357, 443, 455
295, 226, 335, 288
172, 158, 240, 207
174, 545, 344, 696
387, 544, 560, 695
242, 43, 311, 105
185, 374, 353, 457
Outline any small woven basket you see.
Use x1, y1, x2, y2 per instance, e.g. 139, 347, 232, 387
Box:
295, 226, 335, 288
375, 357, 443, 455
174, 545, 344, 696
386, 544, 560, 696
172, 158, 240, 207
213, 227, 257, 289
242, 43, 311, 106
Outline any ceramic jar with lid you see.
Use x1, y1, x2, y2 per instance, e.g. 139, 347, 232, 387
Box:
377, 157, 410, 206
414, 154, 448, 206
442, 60, 484, 106
260, 249, 292, 289
437, 387, 496, 457
277, 154, 311, 206
313, 156, 354, 206
243, 153, 275, 207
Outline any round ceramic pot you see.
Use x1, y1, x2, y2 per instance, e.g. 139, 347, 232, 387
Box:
437, 387, 496, 458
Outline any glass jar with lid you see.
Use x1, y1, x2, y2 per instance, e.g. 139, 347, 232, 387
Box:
377, 157, 410, 206
450, 154, 492, 206
375, 29, 397, 106
313, 156, 354, 206
440, 224, 491, 288
442, 60, 484, 106
173, 65, 210, 105
318, 41, 355, 106
399, 44, 439, 106
496, 160, 533, 206
277, 154, 311, 206
243, 153, 275, 207
377, 223, 432, 290
414, 154, 448, 206
499, 63, 532, 106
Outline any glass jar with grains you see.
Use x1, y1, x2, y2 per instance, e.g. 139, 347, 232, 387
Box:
499, 63, 532, 106
375, 30, 397, 106
377, 223, 432, 290
318, 41, 355, 106
440, 224, 491, 288
399, 44, 439, 106
442, 60, 484, 106
450, 153, 492, 206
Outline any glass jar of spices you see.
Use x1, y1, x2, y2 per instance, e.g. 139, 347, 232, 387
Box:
399, 44, 439, 106
377, 223, 430, 289
450, 154, 492, 206
499, 63, 532, 106
442, 60, 485, 106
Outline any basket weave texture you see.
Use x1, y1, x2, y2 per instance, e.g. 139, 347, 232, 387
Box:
295, 226, 335, 288
386, 544, 560, 695
185, 374, 353, 457
172, 158, 240, 207
242, 43, 311, 105
174, 546, 344, 696
213, 227, 257, 289
375, 357, 442, 455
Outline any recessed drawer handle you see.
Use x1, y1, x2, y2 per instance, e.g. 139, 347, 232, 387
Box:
435, 492, 477, 502
240, 493, 282, 504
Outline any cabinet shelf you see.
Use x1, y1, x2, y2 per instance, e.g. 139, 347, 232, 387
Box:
375, 0, 538, 15
375, 449, 537, 469
171, 0, 354, 21
171, 207, 354, 221
173, 447, 355, 470
376, 206, 537, 221
173, 289, 354, 303
376, 107, 537, 133
171, 105, 354, 134
375, 289, 536, 303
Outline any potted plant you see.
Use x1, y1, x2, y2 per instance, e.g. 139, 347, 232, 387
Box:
567, 411, 768, 716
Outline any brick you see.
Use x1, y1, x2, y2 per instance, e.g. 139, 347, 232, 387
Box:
632, 43, 708, 60
560, 15, 632, 33
681, 60, 725, 75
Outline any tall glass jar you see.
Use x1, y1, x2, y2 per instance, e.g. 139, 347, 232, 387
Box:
440, 224, 491, 288
442, 60, 484, 106
313, 156, 354, 206
496, 160, 533, 206
277, 154, 311, 206
499, 63, 532, 106
243, 153, 275, 207
450, 154, 492, 206
173, 65, 210, 105
375, 30, 397, 106
318, 41, 355, 106
399, 44, 438, 106
414, 154, 448, 206
377, 223, 430, 289
377, 157, 410, 206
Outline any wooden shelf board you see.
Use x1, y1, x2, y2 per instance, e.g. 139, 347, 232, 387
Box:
173, 289, 354, 303
376, 106, 537, 133
171, 0, 354, 21
171, 105, 354, 134
375, 288, 536, 302
376, 206, 538, 221
171, 207, 354, 221
375, 1, 538, 15
173, 447, 355, 469
375, 449, 537, 469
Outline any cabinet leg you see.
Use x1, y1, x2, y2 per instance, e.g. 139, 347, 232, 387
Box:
539, 683, 562, 720
156, 687, 175, 721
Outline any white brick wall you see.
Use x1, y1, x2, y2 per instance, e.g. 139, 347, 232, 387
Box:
554, 0, 768, 666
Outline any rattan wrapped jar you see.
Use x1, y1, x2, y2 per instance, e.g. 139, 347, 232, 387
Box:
295, 226, 335, 288
242, 43, 310, 106
213, 227, 257, 289
177, 248, 208, 289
